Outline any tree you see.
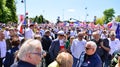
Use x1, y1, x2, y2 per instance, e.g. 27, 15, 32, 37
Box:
32, 15, 49, 24
96, 16, 105, 25
39, 15, 44, 24
103, 8, 115, 24
33, 16, 38, 23
6, 0, 18, 23
0, 0, 11, 23
0, 0, 17, 23
115, 15, 120, 22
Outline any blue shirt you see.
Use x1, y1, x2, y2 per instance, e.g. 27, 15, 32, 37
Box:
81, 53, 102, 67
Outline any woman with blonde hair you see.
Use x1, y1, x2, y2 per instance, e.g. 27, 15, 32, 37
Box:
48, 52, 73, 67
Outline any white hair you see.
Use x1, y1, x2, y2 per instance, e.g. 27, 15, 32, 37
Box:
109, 31, 116, 36
86, 41, 97, 50
17, 39, 43, 60
92, 31, 99, 36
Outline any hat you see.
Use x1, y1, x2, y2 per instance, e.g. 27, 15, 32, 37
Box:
45, 30, 50, 34
57, 30, 64, 35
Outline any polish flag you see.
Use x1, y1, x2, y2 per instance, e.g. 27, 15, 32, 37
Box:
17, 15, 24, 34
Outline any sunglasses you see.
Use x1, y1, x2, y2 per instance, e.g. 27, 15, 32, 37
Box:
85, 47, 93, 50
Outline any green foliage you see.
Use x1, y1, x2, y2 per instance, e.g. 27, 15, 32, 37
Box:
6, 0, 18, 23
1, 7, 11, 23
33, 15, 49, 24
38, 15, 44, 24
115, 15, 120, 22
103, 8, 115, 24
96, 16, 104, 25
0, 0, 11, 23
0, 0, 18, 23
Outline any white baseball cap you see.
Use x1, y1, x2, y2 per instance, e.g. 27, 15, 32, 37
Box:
57, 30, 64, 35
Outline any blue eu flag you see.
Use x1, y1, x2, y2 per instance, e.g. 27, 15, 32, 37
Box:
116, 23, 120, 40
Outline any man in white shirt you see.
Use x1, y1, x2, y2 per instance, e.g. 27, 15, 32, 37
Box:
71, 32, 86, 67
0, 31, 7, 67
3, 27, 10, 39
70, 28, 77, 37
108, 31, 120, 55
105, 31, 120, 67
25, 24, 35, 39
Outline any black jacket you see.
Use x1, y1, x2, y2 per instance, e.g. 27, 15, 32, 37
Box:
11, 60, 36, 67
41, 35, 52, 52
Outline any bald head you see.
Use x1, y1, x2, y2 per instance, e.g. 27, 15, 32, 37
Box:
77, 32, 84, 40
92, 31, 100, 40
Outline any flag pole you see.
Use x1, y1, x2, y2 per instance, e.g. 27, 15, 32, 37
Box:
21, 0, 27, 37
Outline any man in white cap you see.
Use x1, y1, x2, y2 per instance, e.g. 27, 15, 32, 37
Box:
49, 30, 66, 62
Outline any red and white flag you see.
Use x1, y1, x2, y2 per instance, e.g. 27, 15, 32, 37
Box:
17, 15, 24, 34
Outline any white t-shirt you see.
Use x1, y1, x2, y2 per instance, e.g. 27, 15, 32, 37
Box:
108, 38, 120, 55
59, 40, 65, 46
4, 30, 10, 39
0, 40, 7, 58
70, 30, 77, 36
71, 39, 86, 59
25, 28, 34, 39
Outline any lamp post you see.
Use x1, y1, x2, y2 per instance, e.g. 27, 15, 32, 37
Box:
21, 0, 27, 36
85, 7, 88, 22
21, 0, 26, 22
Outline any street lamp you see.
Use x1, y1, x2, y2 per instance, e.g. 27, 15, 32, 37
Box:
85, 7, 88, 22
21, 0, 27, 36
21, 0, 26, 21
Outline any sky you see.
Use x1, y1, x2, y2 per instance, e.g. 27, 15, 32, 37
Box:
16, 0, 120, 23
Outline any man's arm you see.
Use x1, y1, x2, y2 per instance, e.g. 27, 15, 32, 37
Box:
49, 41, 55, 61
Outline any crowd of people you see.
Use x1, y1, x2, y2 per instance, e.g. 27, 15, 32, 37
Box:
0, 23, 120, 67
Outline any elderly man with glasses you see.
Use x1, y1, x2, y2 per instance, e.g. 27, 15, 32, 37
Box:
76, 41, 102, 67
11, 39, 45, 67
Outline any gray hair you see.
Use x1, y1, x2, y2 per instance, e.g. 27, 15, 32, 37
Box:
92, 31, 100, 36
109, 31, 116, 36
17, 39, 43, 60
86, 41, 97, 50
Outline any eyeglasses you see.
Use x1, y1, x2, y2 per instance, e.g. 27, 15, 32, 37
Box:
30, 50, 46, 58
85, 47, 93, 50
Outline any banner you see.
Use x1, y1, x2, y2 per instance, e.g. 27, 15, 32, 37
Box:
116, 23, 120, 40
